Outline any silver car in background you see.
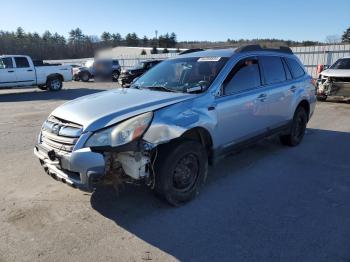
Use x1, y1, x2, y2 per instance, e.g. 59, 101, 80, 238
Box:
316, 57, 350, 101
34, 45, 316, 206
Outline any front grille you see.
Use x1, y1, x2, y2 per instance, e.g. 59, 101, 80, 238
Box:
330, 77, 350, 83
40, 116, 83, 153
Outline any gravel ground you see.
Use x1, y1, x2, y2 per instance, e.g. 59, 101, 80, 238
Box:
0, 82, 350, 262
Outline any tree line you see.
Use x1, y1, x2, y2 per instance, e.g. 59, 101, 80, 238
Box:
0, 27, 178, 60
1, 26, 349, 60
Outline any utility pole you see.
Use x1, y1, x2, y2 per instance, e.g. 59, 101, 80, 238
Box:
155, 30, 158, 47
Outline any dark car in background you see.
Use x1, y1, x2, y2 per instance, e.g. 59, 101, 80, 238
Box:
73, 59, 121, 82
119, 60, 162, 86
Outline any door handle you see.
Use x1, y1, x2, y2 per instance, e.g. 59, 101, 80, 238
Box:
257, 93, 267, 102
27, 69, 33, 72
7, 70, 14, 73
289, 86, 297, 93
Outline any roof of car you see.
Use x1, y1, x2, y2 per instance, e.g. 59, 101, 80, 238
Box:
177, 45, 294, 59
0, 55, 30, 58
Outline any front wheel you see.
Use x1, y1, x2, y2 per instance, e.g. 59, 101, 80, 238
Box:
280, 106, 308, 147
47, 77, 62, 91
153, 140, 208, 206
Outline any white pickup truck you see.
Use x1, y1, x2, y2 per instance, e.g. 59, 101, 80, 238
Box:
0, 55, 72, 91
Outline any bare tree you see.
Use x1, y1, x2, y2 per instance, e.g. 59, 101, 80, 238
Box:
325, 35, 341, 44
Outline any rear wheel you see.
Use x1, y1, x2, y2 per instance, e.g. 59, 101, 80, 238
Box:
280, 106, 308, 146
47, 77, 62, 91
154, 140, 208, 206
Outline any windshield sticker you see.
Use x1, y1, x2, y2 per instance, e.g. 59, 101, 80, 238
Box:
198, 57, 221, 62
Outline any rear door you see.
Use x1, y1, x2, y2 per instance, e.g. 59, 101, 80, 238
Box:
258, 55, 292, 129
0, 57, 17, 87
13, 56, 36, 86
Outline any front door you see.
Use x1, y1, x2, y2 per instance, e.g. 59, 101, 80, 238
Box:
215, 56, 269, 150
13, 56, 36, 86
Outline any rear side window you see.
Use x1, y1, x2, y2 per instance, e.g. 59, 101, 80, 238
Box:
286, 58, 305, 78
260, 56, 286, 85
282, 58, 292, 80
14, 57, 30, 68
0, 57, 13, 69
224, 57, 261, 95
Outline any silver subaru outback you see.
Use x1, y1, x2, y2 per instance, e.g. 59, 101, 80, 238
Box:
34, 45, 316, 206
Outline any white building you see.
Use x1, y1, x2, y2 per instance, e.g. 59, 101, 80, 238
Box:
96, 46, 186, 58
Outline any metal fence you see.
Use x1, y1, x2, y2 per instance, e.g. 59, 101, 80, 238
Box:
47, 44, 350, 78
291, 44, 350, 77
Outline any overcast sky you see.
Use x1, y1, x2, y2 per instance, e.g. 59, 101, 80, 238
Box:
0, 0, 349, 42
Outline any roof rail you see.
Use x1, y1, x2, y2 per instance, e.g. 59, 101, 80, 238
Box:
178, 48, 204, 55
235, 45, 293, 54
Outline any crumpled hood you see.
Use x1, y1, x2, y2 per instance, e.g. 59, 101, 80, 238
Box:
320, 69, 350, 77
51, 88, 193, 132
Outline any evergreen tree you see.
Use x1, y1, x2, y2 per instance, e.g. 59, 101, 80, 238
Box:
342, 27, 350, 43
150, 46, 158, 54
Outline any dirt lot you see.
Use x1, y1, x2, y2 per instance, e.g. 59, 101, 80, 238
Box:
0, 82, 350, 262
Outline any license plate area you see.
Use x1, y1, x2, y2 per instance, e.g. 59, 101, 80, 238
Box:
37, 144, 62, 165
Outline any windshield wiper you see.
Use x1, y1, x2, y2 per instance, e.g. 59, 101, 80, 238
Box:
145, 86, 176, 92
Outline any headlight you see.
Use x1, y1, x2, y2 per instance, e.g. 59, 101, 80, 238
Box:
85, 112, 153, 147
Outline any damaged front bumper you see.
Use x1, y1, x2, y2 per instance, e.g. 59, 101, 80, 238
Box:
34, 140, 153, 192
317, 77, 350, 97
34, 145, 105, 191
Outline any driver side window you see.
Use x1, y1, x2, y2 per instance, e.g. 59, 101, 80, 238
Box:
223, 57, 261, 95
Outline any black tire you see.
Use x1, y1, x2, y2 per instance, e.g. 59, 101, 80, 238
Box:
112, 70, 120, 82
153, 140, 208, 206
47, 77, 62, 91
37, 85, 47, 90
317, 95, 327, 102
80, 72, 90, 82
280, 106, 308, 147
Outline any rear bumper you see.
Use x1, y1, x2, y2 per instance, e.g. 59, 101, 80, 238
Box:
34, 145, 105, 192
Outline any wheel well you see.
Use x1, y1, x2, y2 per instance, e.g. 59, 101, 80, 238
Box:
297, 100, 310, 120
180, 127, 213, 163
47, 74, 63, 82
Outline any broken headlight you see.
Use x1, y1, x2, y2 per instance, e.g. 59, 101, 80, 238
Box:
85, 112, 153, 147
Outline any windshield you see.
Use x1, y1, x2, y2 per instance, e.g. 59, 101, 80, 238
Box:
131, 57, 228, 93
84, 60, 94, 68
330, 58, 350, 69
